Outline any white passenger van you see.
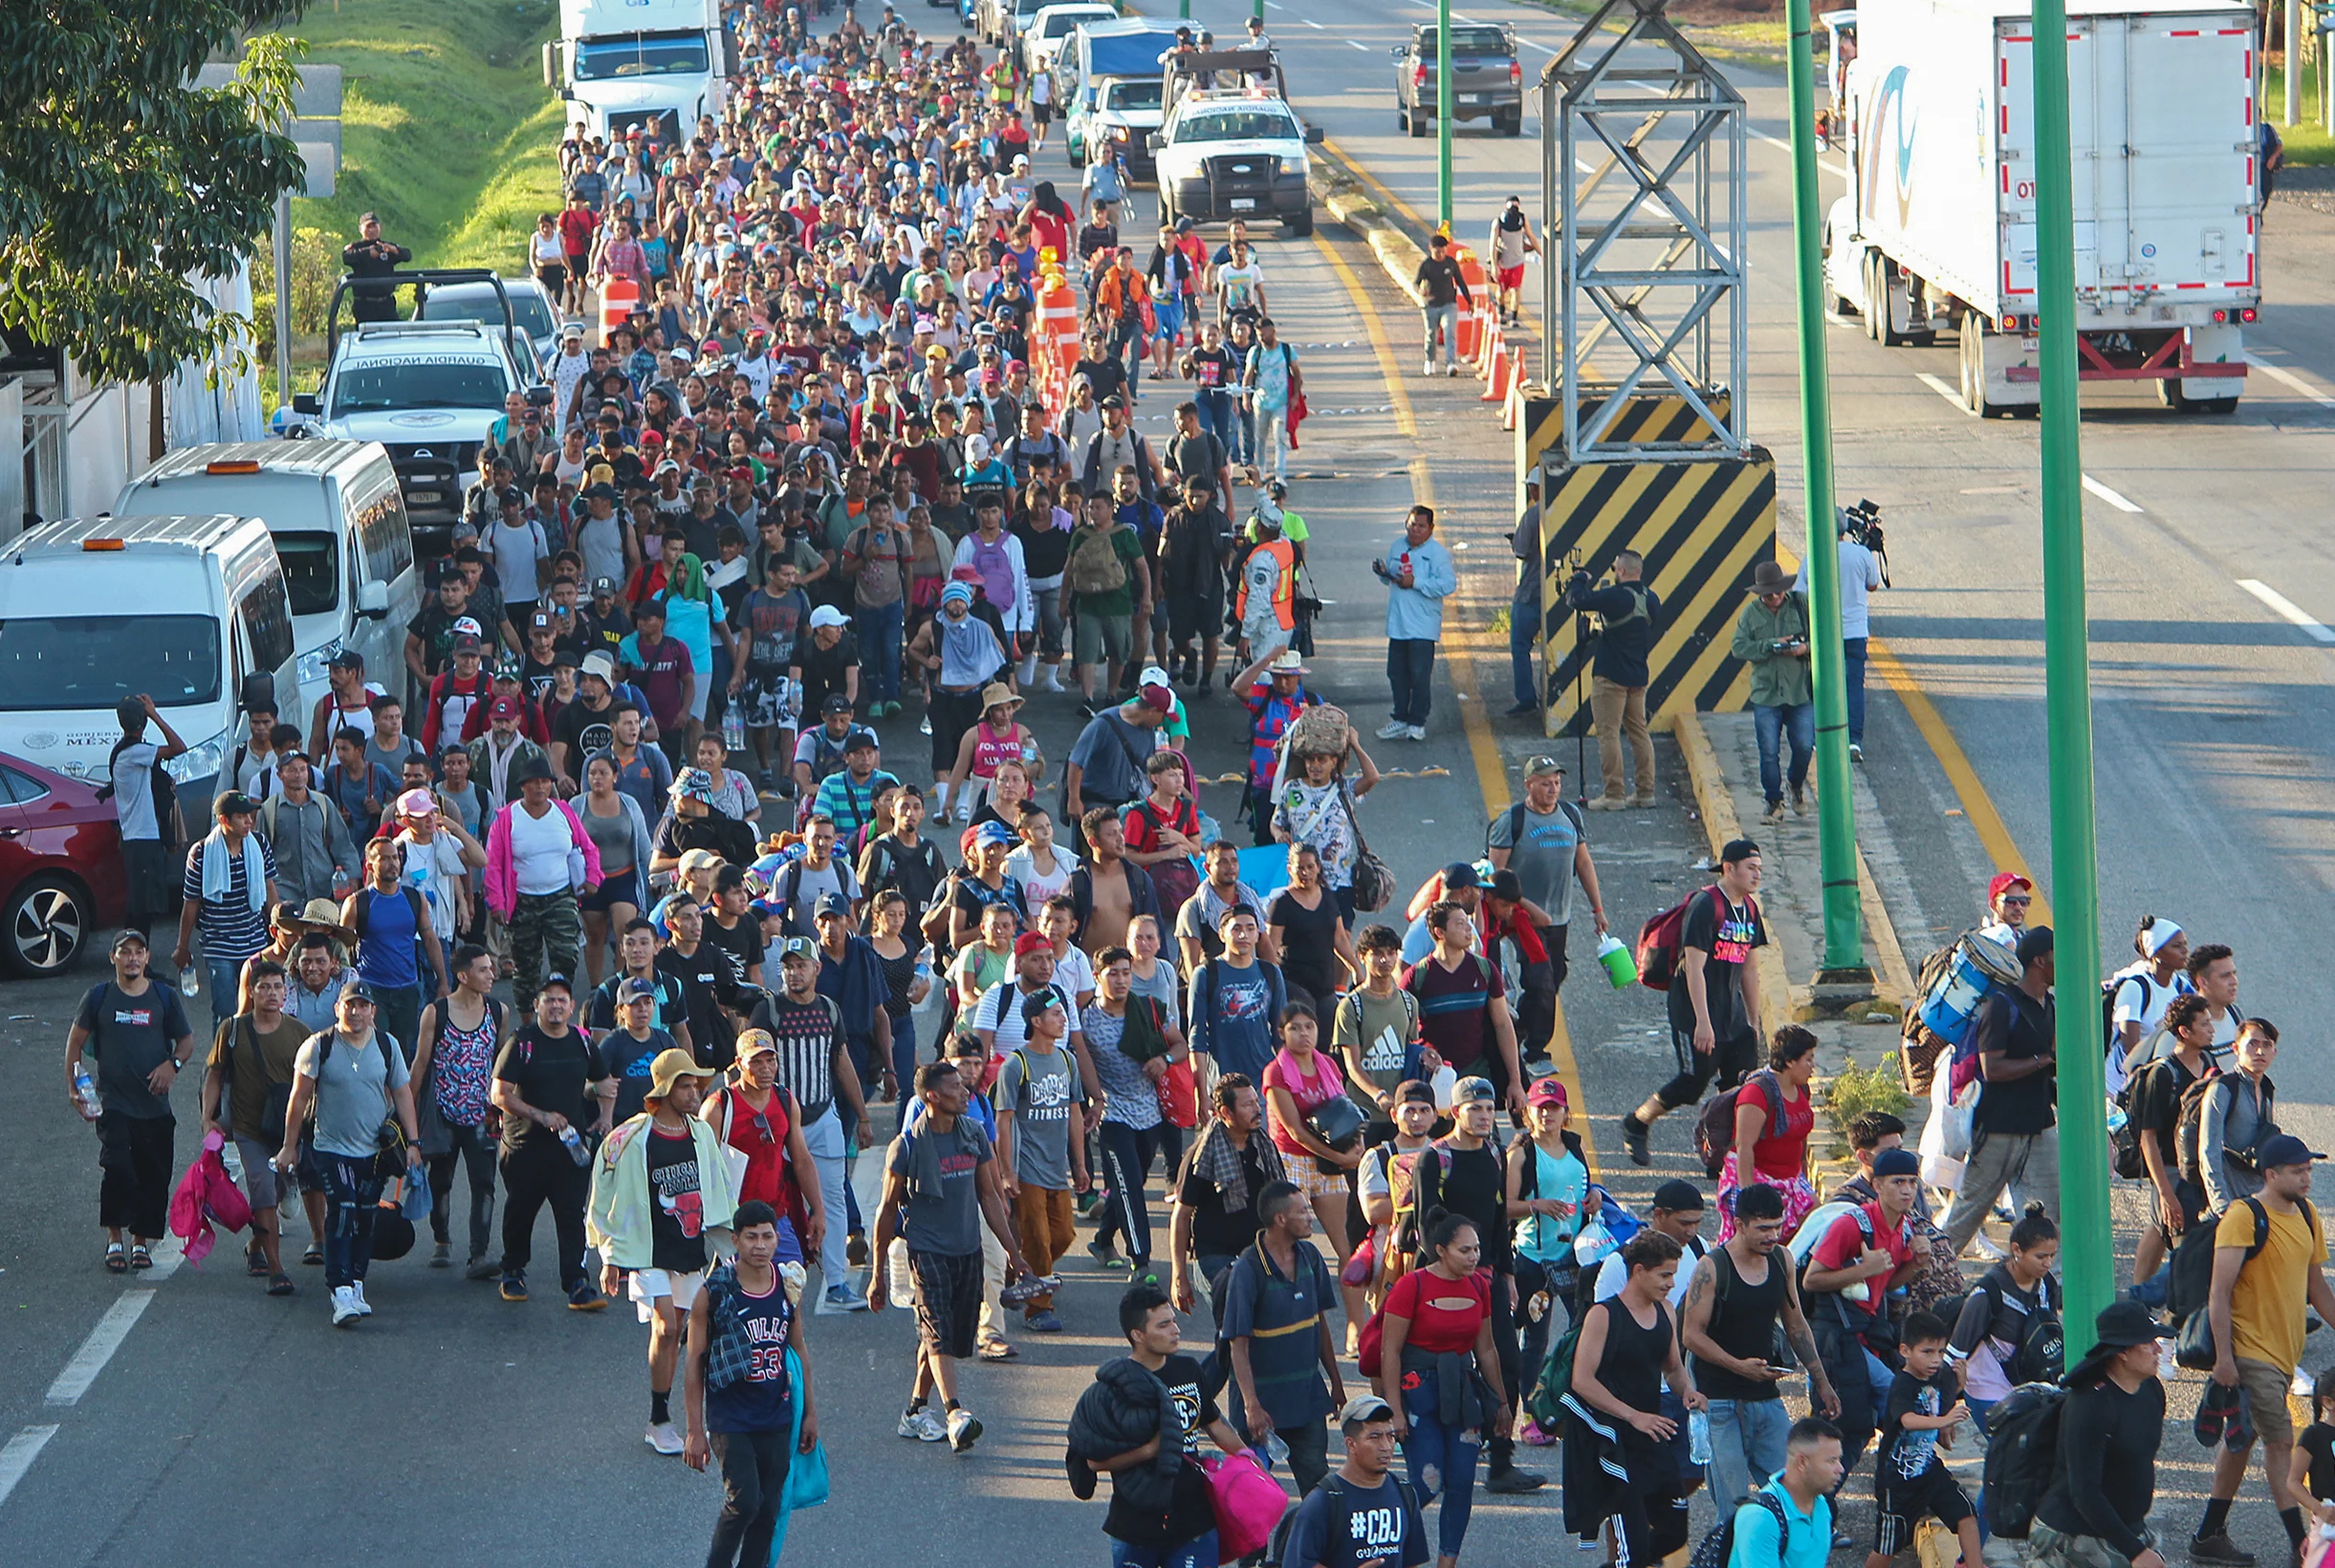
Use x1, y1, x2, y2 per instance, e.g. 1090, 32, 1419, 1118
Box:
0, 514, 304, 821
118, 441, 421, 713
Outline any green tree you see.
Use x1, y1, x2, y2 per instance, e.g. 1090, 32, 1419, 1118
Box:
0, 3, 311, 385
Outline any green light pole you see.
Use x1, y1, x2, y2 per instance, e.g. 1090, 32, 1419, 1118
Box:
1784, 0, 1862, 972
2029, 0, 2109, 1357
1437, 0, 1453, 229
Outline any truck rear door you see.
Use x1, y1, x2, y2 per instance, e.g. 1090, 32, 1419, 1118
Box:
1999, 19, 2114, 298
2124, 14, 2258, 298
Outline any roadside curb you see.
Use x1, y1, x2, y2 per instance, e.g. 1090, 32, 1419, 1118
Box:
1313, 160, 1428, 306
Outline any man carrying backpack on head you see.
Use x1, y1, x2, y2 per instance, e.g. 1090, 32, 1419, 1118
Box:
1624, 838, 1766, 1168
1939, 926, 2059, 1257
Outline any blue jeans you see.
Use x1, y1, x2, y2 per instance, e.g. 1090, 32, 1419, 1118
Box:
1843, 636, 1868, 745
1705, 1397, 1791, 1517
204, 955, 245, 1036
1402, 1362, 1483, 1556
1227, 395, 1255, 465
316, 1150, 386, 1289
1197, 388, 1236, 456
1423, 302, 1459, 363
856, 599, 905, 702
1110, 1527, 1218, 1568
1752, 701, 1815, 806
1510, 590, 1541, 708
1387, 638, 1436, 727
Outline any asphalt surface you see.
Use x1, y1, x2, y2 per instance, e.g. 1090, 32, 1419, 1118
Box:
8, 6, 2331, 1563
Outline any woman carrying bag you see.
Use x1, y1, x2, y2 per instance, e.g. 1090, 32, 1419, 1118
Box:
1375, 1213, 1510, 1568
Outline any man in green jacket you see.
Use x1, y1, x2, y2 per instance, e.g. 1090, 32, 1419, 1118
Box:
1731, 561, 1815, 824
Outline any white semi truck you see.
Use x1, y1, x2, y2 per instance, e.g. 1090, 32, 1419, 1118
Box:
544, 0, 734, 148
1823, 0, 2261, 415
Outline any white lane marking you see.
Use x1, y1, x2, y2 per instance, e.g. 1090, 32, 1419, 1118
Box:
1523, 38, 1555, 52
2246, 353, 2335, 407
45, 1291, 154, 1407
1914, 372, 1964, 408
2237, 579, 2335, 642
1750, 128, 1850, 179
2082, 474, 2143, 513
1346, 38, 1369, 50
1305, 17, 1323, 26
0, 1426, 58, 1510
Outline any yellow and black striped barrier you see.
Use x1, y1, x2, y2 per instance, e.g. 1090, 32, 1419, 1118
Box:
1517, 389, 1737, 478
1529, 446, 1779, 739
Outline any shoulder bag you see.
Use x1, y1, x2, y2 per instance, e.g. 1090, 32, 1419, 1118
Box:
1338, 775, 1392, 913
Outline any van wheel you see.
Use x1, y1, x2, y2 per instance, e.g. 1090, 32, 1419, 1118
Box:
1287, 207, 1314, 238
1408, 108, 1429, 139
3, 874, 91, 977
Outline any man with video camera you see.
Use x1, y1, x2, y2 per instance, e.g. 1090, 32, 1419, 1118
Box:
1561, 550, 1662, 810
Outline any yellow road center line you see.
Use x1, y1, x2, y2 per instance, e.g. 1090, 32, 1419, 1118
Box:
1311, 227, 1598, 1175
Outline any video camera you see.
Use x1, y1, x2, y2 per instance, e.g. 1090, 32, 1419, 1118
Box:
1841, 498, 1890, 587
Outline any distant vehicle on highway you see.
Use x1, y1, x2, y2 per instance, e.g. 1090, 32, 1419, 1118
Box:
1392, 22, 1524, 137
1151, 49, 1321, 234
419, 274, 562, 375
1065, 17, 1182, 179
544, 0, 735, 148
0, 751, 126, 978
1025, 3, 1119, 74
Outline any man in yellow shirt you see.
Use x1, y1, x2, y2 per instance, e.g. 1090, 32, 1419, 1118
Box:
2194, 1134, 2335, 1567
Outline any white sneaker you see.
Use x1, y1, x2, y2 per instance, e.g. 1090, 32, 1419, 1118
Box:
331, 1286, 361, 1327
1970, 1232, 2008, 1262
898, 1406, 948, 1442
1445, 361, 1459, 378
947, 1406, 983, 1452
1038, 667, 1065, 693
1848, 743, 1865, 765
1374, 719, 1408, 740
1406, 724, 1429, 741
350, 1281, 372, 1316
645, 1420, 685, 1455
1422, 358, 1436, 378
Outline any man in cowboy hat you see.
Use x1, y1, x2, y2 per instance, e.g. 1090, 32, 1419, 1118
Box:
2030, 1300, 2173, 1568
587, 1046, 741, 1458
1731, 559, 1815, 824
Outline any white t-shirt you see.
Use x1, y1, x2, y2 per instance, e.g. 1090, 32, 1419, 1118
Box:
396, 829, 469, 943
1049, 942, 1096, 1003
1005, 843, 1080, 924
489, 517, 549, 607
111, 740, 163, 842
1796, 538, 1884, 640
1217, 261, 1265, 316
1593, 1233, 1706, 1310
507, 801, 574, 896
2105, 962, 2177, 1096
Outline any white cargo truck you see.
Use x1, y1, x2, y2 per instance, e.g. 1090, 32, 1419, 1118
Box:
544, 0, 734, 149
1823, 0, 2260, 415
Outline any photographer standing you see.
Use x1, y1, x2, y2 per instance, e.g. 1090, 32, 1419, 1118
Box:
1732, 562, 1814, 826
1561, 549, 1662, 808
342, 214, 413, 325
1797, 512, 1884, 763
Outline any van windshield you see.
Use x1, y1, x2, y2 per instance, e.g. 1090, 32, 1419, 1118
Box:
0, 615, 222, 711
273, 532, 339, 617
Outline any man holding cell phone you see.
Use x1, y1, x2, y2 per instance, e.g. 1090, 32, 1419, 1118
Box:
1731, 560, 1816, 824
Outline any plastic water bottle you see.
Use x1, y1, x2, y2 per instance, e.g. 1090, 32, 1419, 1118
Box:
180, 966, 201, 999
1688, 1409, 1713, 1467
886, 1237, 914, 1309
1265, 1432, 1290, 1468
914, 943, 935, 986
721, 703, 746, 754
74, 1071, 100, 1122
557, 1124, 589, 1166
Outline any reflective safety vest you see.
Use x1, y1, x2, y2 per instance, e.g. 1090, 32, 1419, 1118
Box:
1235, 536, 1298, 631
986, 63, 1016, 103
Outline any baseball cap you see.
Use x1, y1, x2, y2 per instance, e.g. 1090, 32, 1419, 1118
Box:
1522, 754, 1565, 779
590, 576, 619, 596
2016, 926, 2055, 963
488, 696, 521, 721
1338, 1393, 1395, 1428
813, 891, 852, 920
1139, 685, 1175, 714
1988, 871, 2034, 901
734, 1028, 778, 1060
1013, 931, 1052, 960
619, 976, 660, 1002
809, 605, 850, 630
338, 978, 379, 1004
1394, 1078, 1437, 1106
778, 936, 818, 965
1652, 1179, 1708, 1211
1440, 861, 1481, 890
214, 791, 261, 817
395, 788, 436, 819
326, 648, 364, 670
452, 632, 483, 655
111, 929, 150, 954
1526, 1078, 1569, 1110
821, 693, 855, 715
2259, 1134, 2327, 1169
1451, 1076, 1497, 1106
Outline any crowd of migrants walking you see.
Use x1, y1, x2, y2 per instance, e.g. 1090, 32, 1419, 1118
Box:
57, 4, 2333, 1567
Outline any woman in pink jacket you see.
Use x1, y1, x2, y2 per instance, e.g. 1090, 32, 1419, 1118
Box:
485, 753, 603, 1014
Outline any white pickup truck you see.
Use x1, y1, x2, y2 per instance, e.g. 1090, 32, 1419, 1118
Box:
1824, 0, 2260, 415
1149, 50, 1322, 235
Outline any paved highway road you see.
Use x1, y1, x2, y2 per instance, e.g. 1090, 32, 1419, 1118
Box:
1164, 0, 2335, 1153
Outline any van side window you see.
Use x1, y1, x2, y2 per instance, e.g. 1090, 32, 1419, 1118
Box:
354, 469, 415, 583
238, 565, 295, 676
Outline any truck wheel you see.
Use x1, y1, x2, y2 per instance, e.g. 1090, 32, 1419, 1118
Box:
1409, 108, 1429, 139
1398, 103, 1409, 133
1499, 110, 1523, 136
1287, 207, 1314, 238
1962, 323, 2007, 418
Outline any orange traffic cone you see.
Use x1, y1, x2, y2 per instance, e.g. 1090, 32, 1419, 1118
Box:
1483, 338, 1514, 403
1475, 314, 1502, 381
1499, 351, 1526, 430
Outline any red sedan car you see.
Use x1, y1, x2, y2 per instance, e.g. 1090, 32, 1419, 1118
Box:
0, 751, 127, 976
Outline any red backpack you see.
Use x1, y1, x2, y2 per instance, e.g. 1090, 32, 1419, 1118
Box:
1634, 885, 1728, 992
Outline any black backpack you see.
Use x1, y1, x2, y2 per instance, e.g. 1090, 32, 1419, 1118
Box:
1686, 1486, 1792, 1568
1980, 1380, 2067, 1539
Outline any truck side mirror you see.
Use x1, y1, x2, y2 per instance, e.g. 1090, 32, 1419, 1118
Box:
355, 581, 391, 619
292, 393, 319, 416
1304, 125, 1325, 144
1146, 133, 1163, 154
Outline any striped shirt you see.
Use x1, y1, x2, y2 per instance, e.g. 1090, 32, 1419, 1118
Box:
749, 991, 842, 1123
181, 838, 277, 963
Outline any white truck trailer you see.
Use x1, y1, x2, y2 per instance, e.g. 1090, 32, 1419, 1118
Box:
545, 0, 734, 149
1823, 0, 2261, 415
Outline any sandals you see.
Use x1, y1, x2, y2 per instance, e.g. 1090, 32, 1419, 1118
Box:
266, 1274, 295, 1296
302, 1244, 324, 1267
130, 1244, 153, 1270
104, 1242, 127, 1274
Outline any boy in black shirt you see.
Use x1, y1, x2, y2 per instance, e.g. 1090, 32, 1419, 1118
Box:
1284, 1394, 1432, 1568
1867, 1313, 1979, 1568
1085, 1284, 1249, 1562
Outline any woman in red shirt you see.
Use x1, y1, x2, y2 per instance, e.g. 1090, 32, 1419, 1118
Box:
1375, 1213, 1507, 1567
1716, 1025, 1822, 1244
702, 1030, 825, 1274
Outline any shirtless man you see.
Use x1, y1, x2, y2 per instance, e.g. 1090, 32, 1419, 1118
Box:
1073, 808, 1155, 957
